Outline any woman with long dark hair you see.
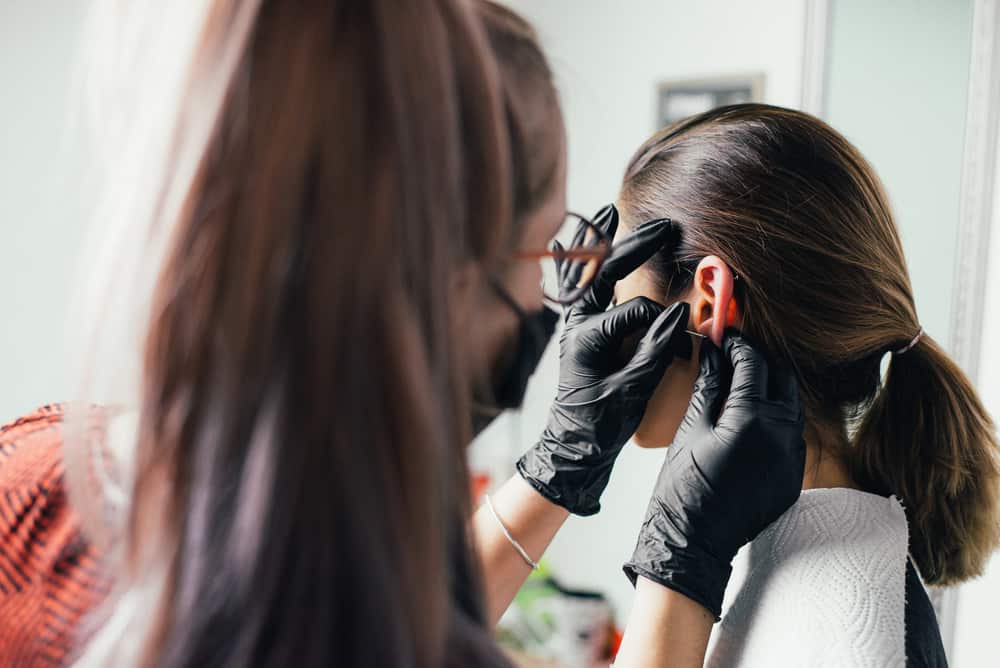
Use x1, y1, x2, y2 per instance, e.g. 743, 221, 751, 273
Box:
0, 2, 805, 666
611, 104, 1000, 666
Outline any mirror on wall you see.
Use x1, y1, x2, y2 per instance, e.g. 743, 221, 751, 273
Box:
473, 1, 999, 665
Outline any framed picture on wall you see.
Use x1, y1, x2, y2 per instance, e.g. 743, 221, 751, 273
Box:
656, 74, 766, 128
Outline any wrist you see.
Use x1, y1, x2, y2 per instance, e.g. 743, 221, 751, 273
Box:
623, 541, 733, 621
516, 445, 610, 516
614, 575, 714, 668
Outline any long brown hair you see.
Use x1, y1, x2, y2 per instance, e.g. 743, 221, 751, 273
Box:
119, 0, 520, 665
480, 0, 563, 219
620, 103, 1000, 585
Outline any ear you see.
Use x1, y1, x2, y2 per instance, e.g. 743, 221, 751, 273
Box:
692, 255, 740, 346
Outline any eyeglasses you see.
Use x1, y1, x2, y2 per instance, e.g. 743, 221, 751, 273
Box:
516, 212, 612, 305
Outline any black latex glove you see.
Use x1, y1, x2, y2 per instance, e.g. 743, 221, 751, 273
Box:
624, 332, 806, 619
516, 204, 693, 516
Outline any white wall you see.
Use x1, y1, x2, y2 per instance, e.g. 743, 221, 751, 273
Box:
476, 0, 808, 620
825, 0, 974, 348
0, 0, 89, 420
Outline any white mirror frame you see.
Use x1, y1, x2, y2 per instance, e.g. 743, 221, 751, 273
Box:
944, 0, 1000, 655
801, 0, 1000, 658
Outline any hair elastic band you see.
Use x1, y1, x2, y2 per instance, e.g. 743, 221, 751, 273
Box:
893, 326, 924, 356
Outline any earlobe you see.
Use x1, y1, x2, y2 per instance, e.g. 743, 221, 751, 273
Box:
692, 255, 738, 346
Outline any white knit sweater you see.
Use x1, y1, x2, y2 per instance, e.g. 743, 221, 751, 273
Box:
706, 488, 909, 668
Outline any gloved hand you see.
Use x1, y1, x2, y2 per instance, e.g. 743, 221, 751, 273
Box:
517, 204, 693, 516
623, 332, 806, 619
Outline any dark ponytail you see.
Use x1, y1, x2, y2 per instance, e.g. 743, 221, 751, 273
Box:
854, 334, 1000, 584
113, 0, 515, 666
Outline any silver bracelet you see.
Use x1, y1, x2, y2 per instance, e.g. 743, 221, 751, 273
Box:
484, 494, 539, 570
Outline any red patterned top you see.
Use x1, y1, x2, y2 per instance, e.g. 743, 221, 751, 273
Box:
0, 405, 110, 666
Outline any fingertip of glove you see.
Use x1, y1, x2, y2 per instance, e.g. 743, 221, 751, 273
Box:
593, 203, 616, 219
632, 216, 674, 240
699, 335, 721, 370
635, 295, 667, 316
659, 300, 689, 326
722, 328, 759, 363
641, 302, 690, 356
593, 203, 620, 235
622, 562, 639, 587
666, 303, 693, 360
611, 297, 665, 334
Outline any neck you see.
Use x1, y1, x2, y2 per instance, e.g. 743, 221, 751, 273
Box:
802, 416, 859, 491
